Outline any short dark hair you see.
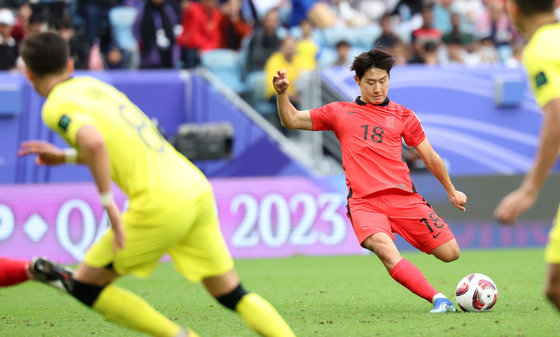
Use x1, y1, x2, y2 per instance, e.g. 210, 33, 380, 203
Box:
336, 40, 350, 49
20, 32, 69, 78
351, 48, 395, 80
513, 0, 554, 15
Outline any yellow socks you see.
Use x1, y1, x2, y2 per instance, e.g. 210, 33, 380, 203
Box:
235, 293, 295, 337
92, 285, 181, 337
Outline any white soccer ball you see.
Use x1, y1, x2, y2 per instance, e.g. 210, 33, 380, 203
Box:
455, 273, 498, 312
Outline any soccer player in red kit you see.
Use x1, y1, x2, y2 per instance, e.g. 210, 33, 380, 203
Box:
273, 48, 467, 313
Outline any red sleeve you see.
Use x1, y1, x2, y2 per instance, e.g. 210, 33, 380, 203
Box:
309, 102, 338, 131
402, 108, 426, 147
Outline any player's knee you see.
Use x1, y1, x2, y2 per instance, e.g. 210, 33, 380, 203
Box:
438, 246, 460, 263
215, 283, 248, 311
70, 278, 105, 307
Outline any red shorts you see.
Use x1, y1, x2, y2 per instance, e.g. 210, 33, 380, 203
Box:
347, 189, 455, 254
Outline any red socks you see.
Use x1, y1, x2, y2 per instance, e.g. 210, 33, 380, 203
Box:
0, 257, 30, 287
389, 258, 438, 302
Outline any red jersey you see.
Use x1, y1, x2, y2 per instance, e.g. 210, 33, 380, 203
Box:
310, 97, 426, 198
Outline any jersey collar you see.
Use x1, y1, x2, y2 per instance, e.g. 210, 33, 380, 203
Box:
355, 96, 390, 107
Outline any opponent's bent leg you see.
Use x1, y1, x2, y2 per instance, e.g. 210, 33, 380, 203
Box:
545, 264, 560, 311
71, 263, 189, 337
430, 239, 460, 263
203, 269, 295, 337
0, 257, 30, 286
362, 233, 441, 303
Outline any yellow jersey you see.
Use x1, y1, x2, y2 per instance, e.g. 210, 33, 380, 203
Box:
264, 52, 305, 98
522, 22, 560, 108
42, 77, 211, 224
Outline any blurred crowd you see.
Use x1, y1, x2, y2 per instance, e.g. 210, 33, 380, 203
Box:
1, 0, 559, 119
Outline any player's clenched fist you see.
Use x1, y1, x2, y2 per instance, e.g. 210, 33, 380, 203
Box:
272, 69, 290, 94
449, 190, 467, 212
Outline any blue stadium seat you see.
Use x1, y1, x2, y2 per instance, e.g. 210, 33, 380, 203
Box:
246, 71, 275, 115
321, 26, 359, 48
201, 49, 247, 93
318, 47, 338, 68
109, 7, 138, 52
355, 24, 382, 50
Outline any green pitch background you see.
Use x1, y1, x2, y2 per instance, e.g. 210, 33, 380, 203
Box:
1, 249, 558, 336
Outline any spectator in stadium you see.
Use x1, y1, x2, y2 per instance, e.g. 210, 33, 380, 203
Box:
476, 36, 499, 64
28, 12, 47, 34
412, 4, 442, 44
440, 36, 466, 65
334, 40, 351, 66
57, 22, 90, 70
264, 36, 303, 127
374, 13, 401, 48
246, 8, 281, 72
10, 2, 31, 42
331, 0, 370, 27
442, 12, 474, 45
432, 0, 453, 34
177, 0, 222, 69
475, 0, 514, 46
106, 45, 125, 69
220, 0, 252, 50
504, 40, 524, 68
391, 0, 424, 20
450, 0, 485, 32
409, 40, 438, 65
134, 0, 179, 69
77, 0, 117, 47
390, 42, 408, 66
295, 19, 318, 71
0, 8, 18, 71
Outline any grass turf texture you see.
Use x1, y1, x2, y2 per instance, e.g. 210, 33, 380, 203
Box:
1, 248, 558, 336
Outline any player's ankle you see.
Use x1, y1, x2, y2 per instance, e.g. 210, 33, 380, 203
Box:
431, 293, 447, 303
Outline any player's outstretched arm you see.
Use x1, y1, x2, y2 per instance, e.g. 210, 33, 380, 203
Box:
17, 140, 85, 165
495, 98, 560, 225
273, 69, 313, 130
76, 125, 125, 251
414, 138, 467, 212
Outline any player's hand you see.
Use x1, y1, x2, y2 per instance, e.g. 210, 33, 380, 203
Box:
105, 203, 126, 253
494, 188, 537, 225
272, 69, 290, 94
17, 140, 65, 166
449, 190, 467, 212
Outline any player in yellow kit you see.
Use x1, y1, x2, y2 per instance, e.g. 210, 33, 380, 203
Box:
17, 32, 295, 337
494, 0, 560, 311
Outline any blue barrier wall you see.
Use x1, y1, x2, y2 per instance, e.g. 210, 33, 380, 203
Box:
0, 71, 185, 184
322, 65, 556, 176
0, 70, 310, 184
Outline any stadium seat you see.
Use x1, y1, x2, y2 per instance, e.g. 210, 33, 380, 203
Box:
201, 49, 247, 94
354, 24, 382, 50
317, 47, 338, 68
321, 25, 359, 48
246, 71, 276, 115
109, 6, 139, 67
109, 7, 138, 52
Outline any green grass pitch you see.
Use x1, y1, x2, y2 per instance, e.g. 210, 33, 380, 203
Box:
1, 248, 559, 336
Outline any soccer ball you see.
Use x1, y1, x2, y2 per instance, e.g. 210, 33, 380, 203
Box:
455, 273, 498, 312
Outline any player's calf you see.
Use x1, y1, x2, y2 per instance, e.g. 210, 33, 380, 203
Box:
210, 281, 294, 336
545, 264, 560, 311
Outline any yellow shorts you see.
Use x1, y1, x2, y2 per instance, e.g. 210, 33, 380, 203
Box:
84, 191, 234, 282
545, 204, 560, 264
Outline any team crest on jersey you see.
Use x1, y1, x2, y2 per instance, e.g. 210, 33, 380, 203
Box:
58, 115, 71, 132
386, 116, 396, 130
535, 71, 548, 89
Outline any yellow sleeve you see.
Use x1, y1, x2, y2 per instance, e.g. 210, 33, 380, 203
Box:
42, 98, 93, 147
524, 50, 560, 108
